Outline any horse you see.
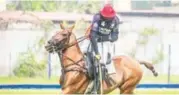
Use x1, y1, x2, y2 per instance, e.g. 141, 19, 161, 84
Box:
45, 23, 158, 94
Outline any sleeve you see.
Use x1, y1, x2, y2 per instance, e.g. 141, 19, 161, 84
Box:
110, 16, 120, 42
90, 31, 99, 55
113, 15, 120, 33
90, 15, 100, 55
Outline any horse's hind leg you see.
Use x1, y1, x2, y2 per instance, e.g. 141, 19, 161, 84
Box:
119, 76, 141, 94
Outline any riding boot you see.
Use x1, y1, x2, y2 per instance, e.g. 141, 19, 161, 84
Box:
91, 59, 98, 94
101, 64, 113, 87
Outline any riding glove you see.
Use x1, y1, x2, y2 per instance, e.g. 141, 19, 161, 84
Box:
95, 54, 101, 60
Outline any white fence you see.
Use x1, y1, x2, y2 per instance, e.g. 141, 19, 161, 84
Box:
0, 15, 179, 77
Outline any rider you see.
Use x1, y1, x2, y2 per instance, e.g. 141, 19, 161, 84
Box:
90, 4, 120, 72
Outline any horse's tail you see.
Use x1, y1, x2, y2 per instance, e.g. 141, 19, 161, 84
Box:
138, 60, 158, 77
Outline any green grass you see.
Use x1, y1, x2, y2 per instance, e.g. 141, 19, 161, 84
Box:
0, 77, 58, 84
0, 89, 61, 94
141, 75, 179, 83
135, 89, 179, 94
0, 89, 179, 94
0, 75, 179, 84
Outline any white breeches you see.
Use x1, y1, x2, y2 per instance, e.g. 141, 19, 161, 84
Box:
97, 41, 115, 64
80, 39, 116, 74
80, 39, 116, 64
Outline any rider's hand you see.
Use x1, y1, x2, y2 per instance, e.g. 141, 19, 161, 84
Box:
95, 54, 101, 60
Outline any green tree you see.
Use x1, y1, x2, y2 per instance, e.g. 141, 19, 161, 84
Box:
6, 1, 102, 14
137, 27, 159, 55
152, 49, 165, 64
129, 27, 164, 64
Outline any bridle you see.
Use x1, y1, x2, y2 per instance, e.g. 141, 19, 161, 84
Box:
50, 31, 89, 87
58, 33, 88, 72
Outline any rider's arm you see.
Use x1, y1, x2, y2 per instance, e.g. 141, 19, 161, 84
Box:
110, 16, 120, 42
90, 30, 99, 55
90, 14, 100, 55
110, 24, 119, 42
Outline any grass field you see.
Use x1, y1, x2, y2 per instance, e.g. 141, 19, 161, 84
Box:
0, 89, 179, 94
140, 75, 179, 83
0, 75, 179, 84
0, 77, 59, 84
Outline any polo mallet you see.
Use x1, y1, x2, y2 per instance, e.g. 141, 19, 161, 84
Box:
98, 59, 103, 94
99, 39, 104, 94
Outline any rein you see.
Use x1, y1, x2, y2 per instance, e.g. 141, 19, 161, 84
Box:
56, 35, 89, 88
58, 36, 88, 73
65, 35, 89, 50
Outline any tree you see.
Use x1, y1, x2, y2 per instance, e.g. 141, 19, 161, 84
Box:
128, 27, 164, 64
152, 49, 165, 64
6, 1, 102, 14
137, 27, 159, 55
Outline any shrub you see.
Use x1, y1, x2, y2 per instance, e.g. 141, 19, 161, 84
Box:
13, 49, 46, 77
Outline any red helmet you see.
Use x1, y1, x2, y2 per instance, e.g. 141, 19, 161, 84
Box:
100, 4, 116, 18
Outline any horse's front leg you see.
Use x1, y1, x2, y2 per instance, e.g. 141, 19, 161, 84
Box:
62, 86, 77, 94
62, 72, 89, 94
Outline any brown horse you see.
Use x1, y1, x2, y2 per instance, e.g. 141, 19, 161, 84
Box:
45, 23, 158, 94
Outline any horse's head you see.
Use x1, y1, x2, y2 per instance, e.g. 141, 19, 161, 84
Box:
45, 23, 75, 53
